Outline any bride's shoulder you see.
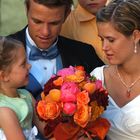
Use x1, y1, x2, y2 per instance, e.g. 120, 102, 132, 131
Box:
90, 65, 109, 75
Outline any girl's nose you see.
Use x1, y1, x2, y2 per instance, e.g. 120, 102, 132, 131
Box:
27, 63, 31, 69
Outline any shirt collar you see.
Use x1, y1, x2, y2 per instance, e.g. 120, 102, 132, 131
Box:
25, 27, 58, 51
75, 4, 96, 22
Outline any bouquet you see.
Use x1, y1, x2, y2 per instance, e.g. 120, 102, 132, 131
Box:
36, 66, 110, 140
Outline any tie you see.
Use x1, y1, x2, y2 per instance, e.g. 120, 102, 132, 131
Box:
29, 45, 59, 60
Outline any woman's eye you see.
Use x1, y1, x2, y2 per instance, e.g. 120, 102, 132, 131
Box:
99, 37, 104, 42
107, 37, 115, 43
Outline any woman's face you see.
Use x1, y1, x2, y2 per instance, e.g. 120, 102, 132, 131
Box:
97, 22, 135, 65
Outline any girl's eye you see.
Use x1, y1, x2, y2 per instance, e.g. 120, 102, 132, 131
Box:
22, 63, 26, 67
21, 60, 27, 67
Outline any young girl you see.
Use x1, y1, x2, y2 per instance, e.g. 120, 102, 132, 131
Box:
0, 36, 46, 140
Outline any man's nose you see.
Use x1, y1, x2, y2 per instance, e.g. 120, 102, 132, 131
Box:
41, 24, 50, 36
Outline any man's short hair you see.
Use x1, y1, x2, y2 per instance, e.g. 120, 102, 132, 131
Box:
25, 0, 73, 11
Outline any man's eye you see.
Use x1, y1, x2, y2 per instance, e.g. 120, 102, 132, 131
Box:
33, 19, 41, 24
51, 21, 60, 25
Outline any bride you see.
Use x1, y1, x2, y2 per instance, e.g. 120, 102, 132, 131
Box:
91, 0, 140, 139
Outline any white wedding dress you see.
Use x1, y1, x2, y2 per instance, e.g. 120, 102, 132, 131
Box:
0, 126, 38, 140
91, 65, 140, 140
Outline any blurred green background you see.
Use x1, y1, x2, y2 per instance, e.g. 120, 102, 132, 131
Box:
0, 0, 112, 36
0, 0, 27, 36
0, 0, 77, 36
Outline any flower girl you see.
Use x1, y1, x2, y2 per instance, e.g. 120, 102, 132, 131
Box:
0, 36, 46, 140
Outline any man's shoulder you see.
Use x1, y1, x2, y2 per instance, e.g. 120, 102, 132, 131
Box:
58, 35, 93, 50
7, 27, 26, 44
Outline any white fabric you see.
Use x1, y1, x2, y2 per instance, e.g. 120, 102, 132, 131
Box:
0, 126, 39, 140
90, 65, 140, 140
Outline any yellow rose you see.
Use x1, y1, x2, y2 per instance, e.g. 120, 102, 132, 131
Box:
90, 101, 104, 121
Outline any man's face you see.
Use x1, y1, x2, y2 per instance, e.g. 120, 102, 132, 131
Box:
27, 0, 67, 49
78, 0, 107, 15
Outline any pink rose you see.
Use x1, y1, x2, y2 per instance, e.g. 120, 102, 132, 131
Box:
57, 66, 75, 77
61, 82, 80, 102
63, 102, 76, 115
95, 80, 103, 90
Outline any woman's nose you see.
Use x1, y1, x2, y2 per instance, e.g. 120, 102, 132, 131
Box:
102, 41, 110, 51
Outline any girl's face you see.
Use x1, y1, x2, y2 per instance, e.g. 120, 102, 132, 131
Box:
78, 0, 107, 15
97, 22, 135, 65
7, 47, 31, 88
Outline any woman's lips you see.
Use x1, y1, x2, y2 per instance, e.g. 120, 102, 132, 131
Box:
106, 54, 114, 60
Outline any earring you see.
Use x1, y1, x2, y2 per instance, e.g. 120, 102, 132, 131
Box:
134, 44, 137, 53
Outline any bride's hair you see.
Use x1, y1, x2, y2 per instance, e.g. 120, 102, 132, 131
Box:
96, 0, 140, 38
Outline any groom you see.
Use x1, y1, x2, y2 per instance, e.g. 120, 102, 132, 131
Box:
8, 0, 104, 99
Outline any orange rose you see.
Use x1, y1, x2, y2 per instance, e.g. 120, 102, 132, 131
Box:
36, 100, 48, 120
36, 100, 61, 120
77, 90, 90, 105
83, 82, 96, 94
49, 89, 61, 102
78, 80, 87, 88
75, 66, 85, 71
53, 77, 63, 86
44, 102, 61, 120
74, 105, 90, 128
41, 92, 45, 100
64, 69, 85, 83
75, 69, 85, 77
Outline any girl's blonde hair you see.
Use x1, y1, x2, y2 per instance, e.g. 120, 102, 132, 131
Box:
0, 36, 24, 71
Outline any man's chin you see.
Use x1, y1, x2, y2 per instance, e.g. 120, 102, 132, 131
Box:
36, 42, 51, 49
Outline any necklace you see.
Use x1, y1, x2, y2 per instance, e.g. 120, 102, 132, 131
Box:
116, 66, 140, 97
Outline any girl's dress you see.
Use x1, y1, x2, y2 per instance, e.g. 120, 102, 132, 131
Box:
0, 89, 38, 140
91, 66, 140, 140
